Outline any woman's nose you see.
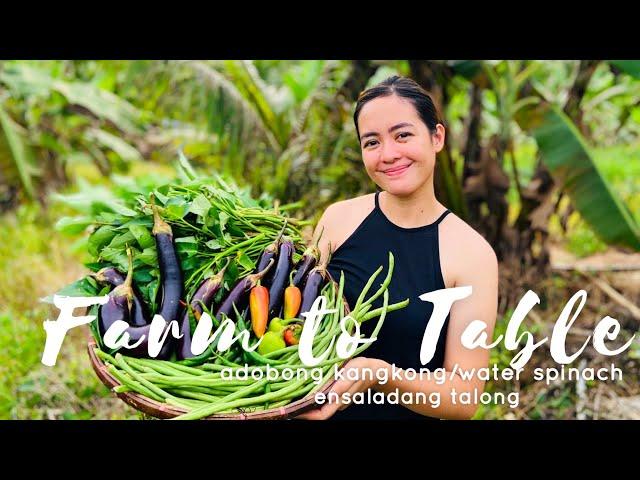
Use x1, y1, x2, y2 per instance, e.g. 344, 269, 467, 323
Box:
379, 139, 402, 163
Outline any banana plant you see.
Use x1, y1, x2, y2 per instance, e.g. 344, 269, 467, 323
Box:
515, 101, 640, 250
449, 60, 640, 252
0, 100, 36, 200
182, 60, 349, 203
0, 61, 148, 203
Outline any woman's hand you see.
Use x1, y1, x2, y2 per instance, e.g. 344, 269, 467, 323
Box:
296, 357, 388, 420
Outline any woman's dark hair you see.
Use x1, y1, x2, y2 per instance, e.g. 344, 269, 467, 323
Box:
353, 75, 442, 141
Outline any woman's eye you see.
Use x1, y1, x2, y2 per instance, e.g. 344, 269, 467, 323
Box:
363, 140, 378, 148
397, 132, 412, 140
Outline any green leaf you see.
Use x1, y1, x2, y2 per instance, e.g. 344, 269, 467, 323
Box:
282, 61, 324, 104
88, 226, 118, 257
450, 60, 483, 81
53, 79, 144, 134
608, 60, 640, 79
223, 60, 286, 150
139, 278, 159, 312
87, 304, 105, 349
188, 193, 212, 217
134, 267, 156, 284
515, 101, 640, 250
153, 188, 169, 205
176, 237, 198, 257
55, 216, 93, 235
137, 247, 158, 266
219, 211, 230, 231
206, 239, 223, 250
100, 247, 129, 271
165, 204, 188, 220
106, 230, 136, 250
107, 202, 138, 217
47, 276, 99, 302
163, 196, 189, 220
94, 212, 121, 224
0, 63, 54, 96
84, 128, 143, 163
180, 256, 201, 272
84, 262, 106, 272
177, 149, 198, 181
187, 60, 281, 153
52, 178, 138, 217
175, 236, 197, 244
1, 63, 144, 134
0, 103, 36, 199
236, 251, 255, 271
128, 224, 155, 249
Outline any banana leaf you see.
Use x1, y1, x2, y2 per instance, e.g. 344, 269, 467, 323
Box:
187, 60, 282, 153
0, 103, 36, 199
223, 60, 288, 150
608, 60, 640, 79
0, 63, 144, 134
516, 101, 640, 250
450, 60, 483, 80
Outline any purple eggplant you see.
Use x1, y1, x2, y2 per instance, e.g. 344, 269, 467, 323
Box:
119, 321, 174, 359
95, 249, 171, 359
268, 237, 294, 319
215, 259, 274, 321
114, 198, 183, 359
176, 262, 228, 360
122, 199, 183, 359
92, 267, 149, 327
152, 200, 183, 324
255, 241, 278, 288
255, 222, 287, 286
299, 264, 329, 316
98, 249, 135, 338
256, 241, 279, 273
291, 244, 319, 288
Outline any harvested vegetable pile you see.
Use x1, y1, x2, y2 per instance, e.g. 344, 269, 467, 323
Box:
56, 159, 407, 419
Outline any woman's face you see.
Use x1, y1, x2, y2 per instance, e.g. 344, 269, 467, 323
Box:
357, 94, 445, 197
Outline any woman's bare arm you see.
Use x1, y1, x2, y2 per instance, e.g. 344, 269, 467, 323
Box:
373, 235, 499, 419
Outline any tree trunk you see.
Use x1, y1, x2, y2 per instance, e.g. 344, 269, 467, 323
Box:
338, 60, 379, 102
463, 83, 483, 186
564, 60, 600, 138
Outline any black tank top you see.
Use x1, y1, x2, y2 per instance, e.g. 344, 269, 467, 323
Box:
326, 191, 451, 420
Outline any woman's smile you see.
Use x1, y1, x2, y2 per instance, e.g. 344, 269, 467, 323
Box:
381, 162, 412, 178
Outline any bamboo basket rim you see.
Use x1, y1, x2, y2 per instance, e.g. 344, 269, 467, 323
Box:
88, 276, 348, 420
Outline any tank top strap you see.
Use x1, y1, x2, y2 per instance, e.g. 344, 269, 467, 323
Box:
374, 190, 381, 209
433, 209, 451, 226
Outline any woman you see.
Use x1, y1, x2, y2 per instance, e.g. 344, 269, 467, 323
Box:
298, 76, 499, 420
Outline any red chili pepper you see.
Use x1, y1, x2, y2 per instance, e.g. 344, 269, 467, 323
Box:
250, 283, 270, 338
284, 271, 302, 319
283, 324, 302, 346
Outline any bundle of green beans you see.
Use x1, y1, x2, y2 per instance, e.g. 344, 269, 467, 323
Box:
96, 253, 408, 420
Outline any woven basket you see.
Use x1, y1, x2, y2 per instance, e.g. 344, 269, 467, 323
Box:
88, 278, 348, 420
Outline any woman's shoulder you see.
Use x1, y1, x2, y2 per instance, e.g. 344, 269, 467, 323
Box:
321, 193, 376, 223
314, 193, 376, 260
438, 212, 498, 286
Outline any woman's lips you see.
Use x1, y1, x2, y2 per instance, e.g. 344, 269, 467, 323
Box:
381, 163, 411, 177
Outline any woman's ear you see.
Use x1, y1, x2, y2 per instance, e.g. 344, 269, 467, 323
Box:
431, 124, 446, 153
